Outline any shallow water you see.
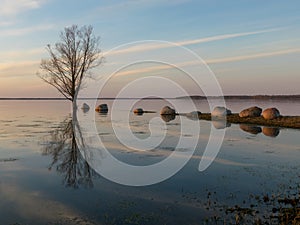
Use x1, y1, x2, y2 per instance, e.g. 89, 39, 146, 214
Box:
0, 99, 300, 225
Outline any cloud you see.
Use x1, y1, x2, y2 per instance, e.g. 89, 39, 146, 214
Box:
176, 28, 280, 46
0, 0, 45, 16
0, 60, 40, 78
112, 47, 300, 77
105, 28, 280, 56
0, 0, 48, 27
94, 0, 191, 15
114, 64, 173, 77
0, 47, 45, 59
0, 181, 92, 223
1, 24, 54, 37
206, 48, 300, 64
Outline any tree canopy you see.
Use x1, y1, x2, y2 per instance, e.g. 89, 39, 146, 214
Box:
38, 25, 102, 103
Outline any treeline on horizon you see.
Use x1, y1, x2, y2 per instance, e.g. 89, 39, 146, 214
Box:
178, 95, 300, 100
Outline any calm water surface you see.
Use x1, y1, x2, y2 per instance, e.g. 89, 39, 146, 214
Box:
0, 99, 300, 225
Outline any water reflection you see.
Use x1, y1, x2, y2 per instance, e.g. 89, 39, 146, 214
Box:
262, 127, 280, 137
184, 111, 201, 121
212, 120, 231, 129
41, 116, 98, 189
160, 114, 176, 122
239, 124, 280, 137
239, 124, 262, 135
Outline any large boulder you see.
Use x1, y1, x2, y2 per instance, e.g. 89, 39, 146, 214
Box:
262, 127, 280, 137
160, 106, 176, 115
239, 124, 262, 135
239, 106, 262, 118
211, 106, 232, 117
262, 108, 280, 120
95, 104, 108, 113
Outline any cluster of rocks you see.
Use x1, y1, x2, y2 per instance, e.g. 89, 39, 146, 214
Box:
239, 106, 280, 120
78, 101, 286, 139
134, 105, 281, 121
80, 103, 284, 137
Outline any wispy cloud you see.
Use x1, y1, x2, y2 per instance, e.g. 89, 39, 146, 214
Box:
1, 24, 54, 37
113, 47, 300, 77
114, 64, 173, 77
206, 48, 300, 64
0, 0, 46, 16
176, 28, 280, 46
105, 28, 281, 56
0, 60, 40, 78
93, 0, 191, 15
0, 47, 45, 59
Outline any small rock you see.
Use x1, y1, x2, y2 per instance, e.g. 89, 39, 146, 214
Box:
95, 104, 108, 113
160, 106, 176, 115
211, 106, 232, 117
81, 103, 90, 112
262, 108, 280, 120
239, 106, 262, 118
133, 108, 144, 115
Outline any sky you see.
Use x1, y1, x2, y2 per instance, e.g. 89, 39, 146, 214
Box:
0, 0, 299, 98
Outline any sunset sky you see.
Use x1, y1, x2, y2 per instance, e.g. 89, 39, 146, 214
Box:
0, 0, 299, 98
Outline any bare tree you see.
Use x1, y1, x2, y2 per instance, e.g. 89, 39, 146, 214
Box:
38, 25, 102, 108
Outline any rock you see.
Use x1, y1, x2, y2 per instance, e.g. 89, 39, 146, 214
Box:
239, 106, 262, 118
262, 127, 280, 137
212, 120, 231, 129
239, 124, 262, 134
81, 103, 90, 113
262, 108, 280, 120
185, 111, 201, 120
160, 106, 176, 115
161, 114, 176, 122
133, 108, 144, 115
95, 104, 108, 113
211, 106, 232, 117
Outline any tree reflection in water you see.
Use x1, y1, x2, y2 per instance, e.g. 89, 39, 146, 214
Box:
42, 116, 98, 189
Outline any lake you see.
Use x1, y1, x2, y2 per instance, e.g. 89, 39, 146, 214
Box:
0, 99, 300, 225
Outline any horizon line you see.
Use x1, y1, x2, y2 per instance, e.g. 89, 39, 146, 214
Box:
1, 94, 300, 100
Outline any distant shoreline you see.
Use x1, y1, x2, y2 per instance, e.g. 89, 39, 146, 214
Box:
1, 95, 300, 101
177, 95, 300, 100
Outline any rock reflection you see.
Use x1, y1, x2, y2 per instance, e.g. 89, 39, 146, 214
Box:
42, 116, 98, 189
184, 111, 201, 121
161, 114, 176, 122
262, 127, 280, 137
239, 124, 262, 135
212, 120, 231, 129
